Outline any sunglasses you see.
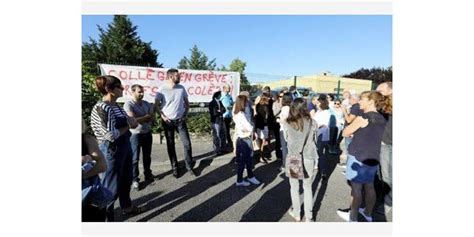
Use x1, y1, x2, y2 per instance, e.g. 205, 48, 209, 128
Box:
335, 103, 341, 105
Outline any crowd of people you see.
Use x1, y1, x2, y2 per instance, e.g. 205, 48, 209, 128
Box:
82, 68, 393, 223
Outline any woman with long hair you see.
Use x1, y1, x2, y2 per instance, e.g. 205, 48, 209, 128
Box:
332, 99, 346, 154
277, 92, 293, 172
337, 91, 390, 222
233, 95, 260, 187
313, 94, 331, 180
284, 98, 319, 222
90, 75, 143, 221
255, 93, 271, 163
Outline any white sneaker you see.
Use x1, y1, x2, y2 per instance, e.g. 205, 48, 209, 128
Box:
358, 208, 373, 222
236, 181, 251, 187
288, 209, 301, 222
132, 181, 139, 190
247, 177, 261, 185
305, 218, 313, 222
337, 210, 357, 222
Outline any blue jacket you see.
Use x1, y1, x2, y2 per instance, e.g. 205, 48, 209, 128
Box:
220, 94, 234, 119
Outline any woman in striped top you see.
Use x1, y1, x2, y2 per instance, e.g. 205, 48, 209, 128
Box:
90, 75, 143, 221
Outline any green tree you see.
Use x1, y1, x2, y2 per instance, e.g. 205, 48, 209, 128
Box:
177, 45, 216, 70
343, 66, 392, 87
82, 15, 162, 75
228, 58, 251, 91
217, 65, 228, 71
81, 15, 162, 129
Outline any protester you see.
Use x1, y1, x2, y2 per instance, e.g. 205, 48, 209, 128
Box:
276, 92, 292, 172
328, 93, 335, 108
220, 84, 234, 151
233, 95, 261, 187
376, 82, 393, 215
328, 95, 339, 155
284, 98, 318, 222
289, 85, 299, 100
155, 68, 196, 178
82, 119, 108, 222
313, 94, 331, 180
209, 89, 227, 156
341, 90, 351, 109
232, 91, 254, 157
124, 84, 155, 190
255, 92, 271, 163
90, 75, 144, 221
263, 86, 282, 161
308, 95, 318, 118
336, 91, 389, 222
332, 99, 346, 153
339, 93, 362, 168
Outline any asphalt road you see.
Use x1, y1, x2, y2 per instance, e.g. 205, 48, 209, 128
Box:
110, 135, 392, 222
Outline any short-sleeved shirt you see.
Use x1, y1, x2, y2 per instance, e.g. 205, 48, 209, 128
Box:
348, 111, 387, 163
155, 84, 188, 120
124, 99, 153, 134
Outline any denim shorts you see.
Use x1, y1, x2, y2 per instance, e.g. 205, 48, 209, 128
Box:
345, 154, 378, 184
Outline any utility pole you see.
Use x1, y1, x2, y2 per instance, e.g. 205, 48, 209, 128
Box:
293, 76, 297, 87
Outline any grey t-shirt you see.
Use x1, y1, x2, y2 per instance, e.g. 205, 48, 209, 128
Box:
124, 99, 154, 134
155, 84, 188, 120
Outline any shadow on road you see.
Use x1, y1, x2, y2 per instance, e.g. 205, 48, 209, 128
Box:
173, 158, 283, 222
131, 161, 237, 222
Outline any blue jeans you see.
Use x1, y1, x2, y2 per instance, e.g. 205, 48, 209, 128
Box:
130, 132, 153, 182
236, 137, 254, 183
316, 134, 329, 176
211, 120, 227, 153
380, 143, 392, 206
346, 154, 378, 184
99, 135, 133, 221
162, 119, 193, 171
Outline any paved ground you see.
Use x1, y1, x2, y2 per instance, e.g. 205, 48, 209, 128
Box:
111, 134, 392, 222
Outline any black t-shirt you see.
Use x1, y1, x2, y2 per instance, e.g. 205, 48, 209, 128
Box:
348, 111, 387, 163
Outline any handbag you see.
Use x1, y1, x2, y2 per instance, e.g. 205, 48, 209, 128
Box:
286, 120, 312, 179
82, 175, 114, 209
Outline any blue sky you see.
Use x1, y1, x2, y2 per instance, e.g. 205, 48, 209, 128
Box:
82, 15, 392, 83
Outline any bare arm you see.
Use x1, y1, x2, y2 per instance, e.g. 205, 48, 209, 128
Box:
155, 96, 170, 123
343, 107, 357, 124
82, 135, 107, 179
342, 116, 368, 137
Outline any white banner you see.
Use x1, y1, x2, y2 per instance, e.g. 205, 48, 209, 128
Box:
98, 64, 240, 103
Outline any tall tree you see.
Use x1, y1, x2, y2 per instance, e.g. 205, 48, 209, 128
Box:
229, 58, 251, 91
82, 15, 162, 75
177, 45, 216, 70
81, 15, 162, 128
342, 66, 392, 87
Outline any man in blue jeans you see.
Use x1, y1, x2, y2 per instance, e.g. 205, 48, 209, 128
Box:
124, 84, 155, 190
155, 69, 196, 178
